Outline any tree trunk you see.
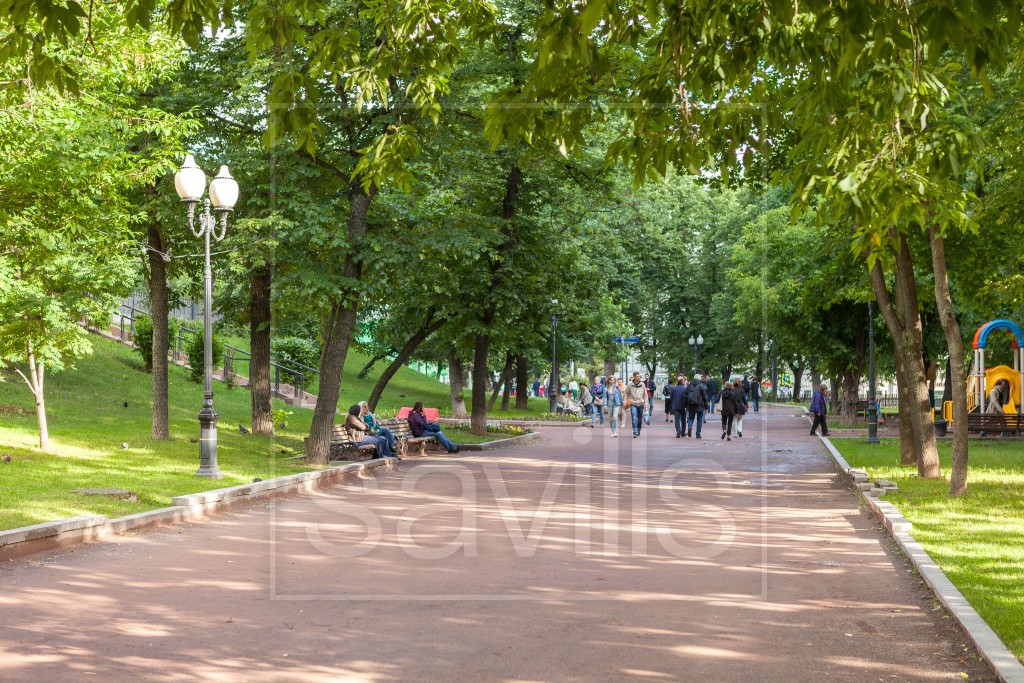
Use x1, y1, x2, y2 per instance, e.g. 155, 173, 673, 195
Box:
16, 342, 48, 450
249, 265, 274, 436
930, 227, 969, 495
893, 350, 917, 465
838, 329, 866, 426
488, 353, 515, 412
870, 239, 941, 478
147, 221, 170, 439
471, 333, 490, 435
357, 352, 387, 379
305, 185, 375, 464
791, 361, 805, 404
515, 354, 529, 409
449, 349, 467, 417
810, 358, 820, 402
604, 359, 616, 378
367, 313, 446, 411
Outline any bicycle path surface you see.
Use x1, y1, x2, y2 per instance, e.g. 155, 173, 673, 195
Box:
0, 405, 992, 681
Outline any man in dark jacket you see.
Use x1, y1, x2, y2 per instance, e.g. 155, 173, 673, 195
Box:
685, 377, 708, 438
408, 401, 460, 452
706, 376, 719, 415
809, 384, 829, 436
669, 376, 689, 438
749, 377, 761, 413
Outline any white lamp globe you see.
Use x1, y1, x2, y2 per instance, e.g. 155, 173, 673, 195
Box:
689, 335, 696, 346
174, 155, 206, 201
697, 334, 704, 345
209, 166, 239, 210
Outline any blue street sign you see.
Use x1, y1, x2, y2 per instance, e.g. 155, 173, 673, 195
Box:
614, 336, 641, 344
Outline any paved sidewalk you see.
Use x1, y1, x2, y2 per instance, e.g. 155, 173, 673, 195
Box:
0, 405, 992, 681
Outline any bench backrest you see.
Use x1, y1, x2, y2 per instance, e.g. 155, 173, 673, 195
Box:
396, 406, 439, 422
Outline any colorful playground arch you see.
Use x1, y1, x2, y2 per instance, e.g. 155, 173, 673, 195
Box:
970, 319, 1024, 414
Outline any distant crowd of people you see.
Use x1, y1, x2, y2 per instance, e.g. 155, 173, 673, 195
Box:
555, 371, 764, 439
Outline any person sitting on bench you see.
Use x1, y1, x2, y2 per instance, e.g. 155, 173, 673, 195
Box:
345, 404, 395, 458
359, 401, 396, 452
407, 401, 460, 453
556, 390, 583, 415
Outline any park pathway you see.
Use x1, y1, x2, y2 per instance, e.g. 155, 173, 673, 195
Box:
0, 405, 992, 681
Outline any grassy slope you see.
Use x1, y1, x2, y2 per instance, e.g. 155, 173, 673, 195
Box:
831, 437, 1024, 660
0, 335, 530, 530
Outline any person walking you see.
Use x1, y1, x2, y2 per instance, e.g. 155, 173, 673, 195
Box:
719, 381, 738, 441
591, 377, 606, 428
706, 375, 719, 416
569, 378, 579, 400
580, 381, 593, 417
669, 376, 688, 437
626, 372, 648, 437
533, 378, 541, 397
749, 377, 761, 413
686, 375, 708, 438
732, 381, 747, 438
607, 375, 624, 437
644, 374, 655, 422
809, 383, 830, 436
662, 380, 673, 422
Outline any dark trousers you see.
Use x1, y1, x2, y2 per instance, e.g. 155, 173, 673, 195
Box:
687, 407, 703, 437
674, 410, 685, 436
721, 414, 734, 435
810, 413, 829, 436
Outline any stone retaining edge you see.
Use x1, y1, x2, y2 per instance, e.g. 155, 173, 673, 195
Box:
458, 430, 543, 451
0, 459, 397, 562
817, 433, 1024, 682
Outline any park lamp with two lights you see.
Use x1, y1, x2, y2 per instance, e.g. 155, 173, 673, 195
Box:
173, 155, 240, 479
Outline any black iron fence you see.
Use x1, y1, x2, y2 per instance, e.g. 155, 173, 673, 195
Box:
111, 304, 317, 403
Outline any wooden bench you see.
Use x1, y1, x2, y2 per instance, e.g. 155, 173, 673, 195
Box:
380, 418, 438, 456
965, 412, 1024, 436
329, 424, 380, 462
329, 415, 441, 459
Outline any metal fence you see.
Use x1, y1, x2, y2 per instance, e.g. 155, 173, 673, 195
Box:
112, 303, 317, 402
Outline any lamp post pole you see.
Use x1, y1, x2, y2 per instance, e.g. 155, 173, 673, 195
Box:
550, 315, 558, 414
174, 155, 239, 479
688, 334, 703, 378
867, 300, 879, 444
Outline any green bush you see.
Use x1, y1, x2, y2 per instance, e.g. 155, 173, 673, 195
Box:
185, 329, 225, 384
271, 336, 321, 369
131, 314, 181, 373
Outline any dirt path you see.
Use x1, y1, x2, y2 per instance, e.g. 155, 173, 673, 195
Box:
0, 405, 990, 681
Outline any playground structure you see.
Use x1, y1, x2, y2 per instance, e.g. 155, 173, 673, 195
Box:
945, 319, 1024, 422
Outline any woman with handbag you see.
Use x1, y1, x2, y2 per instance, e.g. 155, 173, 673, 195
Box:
606, 376, 623, 437
591, 378, 606, 427
732, 382, 747, 438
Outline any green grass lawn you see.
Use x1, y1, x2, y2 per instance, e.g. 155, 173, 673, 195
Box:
831, 437, 1024, 660
0, 334, 549, 531
0, 336, 319, 530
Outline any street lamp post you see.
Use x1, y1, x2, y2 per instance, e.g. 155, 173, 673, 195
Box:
867, 301, 879, 444
174, 155, 239, 479
549, 314, 558, 414
688, 334, 703, 377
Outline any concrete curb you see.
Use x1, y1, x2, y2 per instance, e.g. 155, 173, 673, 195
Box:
817, 433, 1024, 681
0, 458, 396, 563
439, 418, 586, 428
458, 430, 543, 451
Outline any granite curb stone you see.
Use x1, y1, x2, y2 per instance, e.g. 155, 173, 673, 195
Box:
816, 432, 1024, 682
458, 431, 543, 451
1, 459, 396, 561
